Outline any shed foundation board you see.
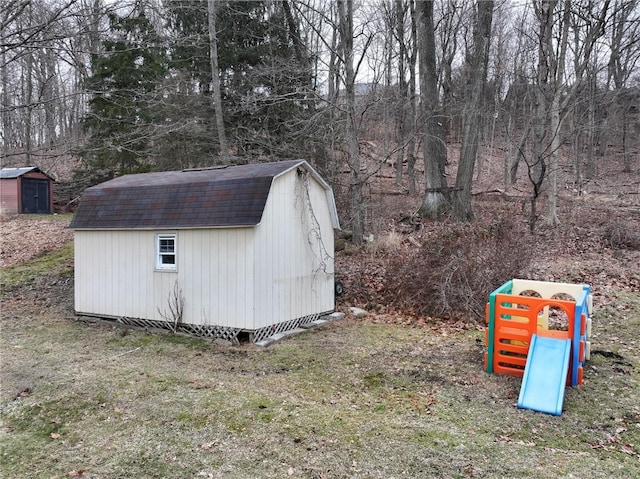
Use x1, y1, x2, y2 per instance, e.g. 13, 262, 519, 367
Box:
74, 311, 342, 345
255, 312, 344, 347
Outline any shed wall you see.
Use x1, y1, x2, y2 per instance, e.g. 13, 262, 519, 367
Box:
178, 228, 254, 329
74, 228, 255, 328
0, 179, 19, 214
75, 230, 159, 320
252, 169, 335, 329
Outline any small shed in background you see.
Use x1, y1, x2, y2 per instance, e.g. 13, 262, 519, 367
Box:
0, 167, 54, 214
70, 160, 340, 343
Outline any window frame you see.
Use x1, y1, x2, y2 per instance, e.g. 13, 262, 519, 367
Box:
155, 233, 177, 271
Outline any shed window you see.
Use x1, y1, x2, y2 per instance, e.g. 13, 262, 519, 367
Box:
156, 234, 177, 270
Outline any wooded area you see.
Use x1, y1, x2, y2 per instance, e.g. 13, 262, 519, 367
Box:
1, 0, 639, 239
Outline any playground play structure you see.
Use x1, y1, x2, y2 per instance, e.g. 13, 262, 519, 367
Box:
485, 279, 593, 416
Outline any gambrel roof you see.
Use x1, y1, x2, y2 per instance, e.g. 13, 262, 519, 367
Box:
70, 160, 339, 230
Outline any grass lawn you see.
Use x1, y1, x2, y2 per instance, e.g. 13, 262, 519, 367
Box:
1, 246, 639, 478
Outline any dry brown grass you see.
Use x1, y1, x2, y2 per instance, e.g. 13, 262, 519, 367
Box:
1, 248, 639, 478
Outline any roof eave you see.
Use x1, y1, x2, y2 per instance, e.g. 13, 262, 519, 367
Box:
71, 223, 259, 231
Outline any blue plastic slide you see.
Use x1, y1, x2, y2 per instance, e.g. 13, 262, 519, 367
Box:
517, 334, 571, 416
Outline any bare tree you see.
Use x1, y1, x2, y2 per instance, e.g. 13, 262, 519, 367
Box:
389, 0, 420, 193
452, 0, 494, 220
417, 0, 448, 218
206, 0, 228, 163
549, 0, 608, 226
607, 0, 640, 173
1, 0, 107, 170
515, 0, 610, 231
406, 0, 419, 195
436, 0, 465, 141
337, 0, 366, 244
500, 2, 536, 189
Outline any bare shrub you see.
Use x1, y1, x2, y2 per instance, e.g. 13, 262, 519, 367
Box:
365, 230, 404, 255
382, 219, 533, 321
603, 220, 640, 250
157, 280, 185, 333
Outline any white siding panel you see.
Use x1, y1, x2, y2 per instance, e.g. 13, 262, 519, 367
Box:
253, 169, 335, 329
74, 232, 91, 313
177, 228, 254, 329
75, 230, 159, 320
75, 228, 254, 329
307, 174, 336, 311
124, 231, 154, 319
75, 231, 106, 316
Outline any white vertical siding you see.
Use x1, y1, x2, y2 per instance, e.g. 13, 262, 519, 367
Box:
306, 173, 336, 311
74, 228, 254, 329
179, 228, 253, 329
252, 169, 335, 329
75, 230, 157, 320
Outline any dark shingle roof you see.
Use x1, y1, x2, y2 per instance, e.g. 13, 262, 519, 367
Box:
70, 160, 311, 230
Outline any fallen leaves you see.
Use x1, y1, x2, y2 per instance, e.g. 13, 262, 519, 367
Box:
0, 215, 73, 268
587, 430, 640, 458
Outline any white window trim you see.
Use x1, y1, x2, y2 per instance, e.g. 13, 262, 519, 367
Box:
156, 233, 177, 271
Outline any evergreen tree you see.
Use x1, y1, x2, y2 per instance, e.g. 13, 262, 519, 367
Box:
81, 3, 168, 182
165, 0, 316, 159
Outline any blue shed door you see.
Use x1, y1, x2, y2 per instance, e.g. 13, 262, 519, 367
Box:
21, 178, 50, 214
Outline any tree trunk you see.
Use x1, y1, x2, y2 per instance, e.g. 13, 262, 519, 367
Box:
452, 0, 494, 221
407, 0, 418, 195
438, 0, 461, 143
1, 48, 11, 151
505, 114, 512, 188
326, 6, 340, 180
621, 103, 631, 173
547, 91, 561, 226
338, 0, 364, 245
573, 108, 584, 195
510, 124, 529, 186
395, 0, 406, 185
545, 0, 571, 227
328, 6, 339, 104
529, 0, 556, 233
417, 0, 448, 218
24, 45, 33, 163
42, 48, 58, 148
207, 0, 228, 163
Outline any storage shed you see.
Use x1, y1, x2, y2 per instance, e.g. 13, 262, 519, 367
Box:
70, 160, 340, 342
0, 167, 54, 214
